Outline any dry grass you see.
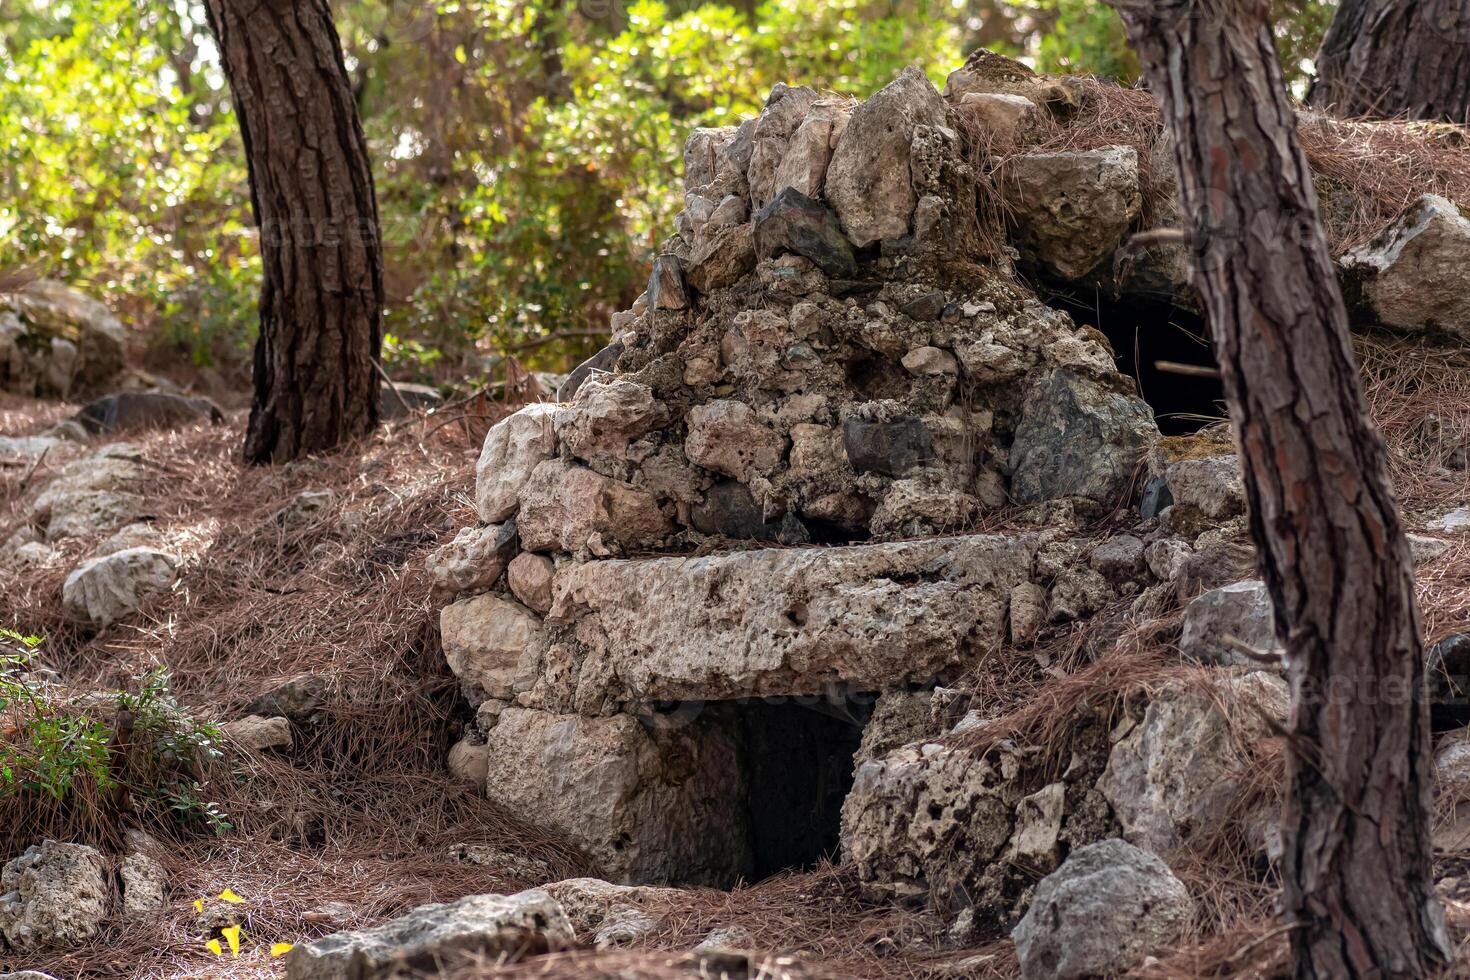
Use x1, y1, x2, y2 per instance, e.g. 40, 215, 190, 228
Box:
1026, 77, 1470, 255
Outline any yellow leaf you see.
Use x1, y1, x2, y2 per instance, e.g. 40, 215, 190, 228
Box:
271, 943, 295, 957
222, 925, 242, 956
218, 888, 245, 904
206, 938, 223, 956
454, 45, 467, 64
193, 898, 204, 913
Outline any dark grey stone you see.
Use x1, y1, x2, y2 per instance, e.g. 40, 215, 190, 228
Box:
1140, 474, 1173, 518
691, 480, 809, 545
751, 187, 857, 278
842, 417, 934, 477
556, 339, 625, 402
379, 381, 444, 420
899, 290, 947, 321
74, 391, 223, 435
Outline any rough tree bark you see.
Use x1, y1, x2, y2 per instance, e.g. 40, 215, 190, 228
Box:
1309, 0, 1470, 124
1104, 0, 1450, 976
203, 0, 383, 463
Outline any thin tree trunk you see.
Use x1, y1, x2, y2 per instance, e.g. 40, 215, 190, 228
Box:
1309, 0, 1470, 124
1104, 1, 1450, 975
203, 0, 383, 463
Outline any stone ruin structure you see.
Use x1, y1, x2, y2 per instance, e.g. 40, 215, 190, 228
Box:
426, 52, 1470, 950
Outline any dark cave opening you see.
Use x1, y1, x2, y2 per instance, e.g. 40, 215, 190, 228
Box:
1040, 285, 1226, 436
725, 695, 873, 880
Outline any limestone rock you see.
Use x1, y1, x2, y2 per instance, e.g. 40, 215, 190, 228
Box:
770, 101, 849, 202
901, 346, 959, 377
746, 85, 822, 210
95, 522, 166, 557
447, 738, 489, 790
555, 377, 659, 464
441, 593, 543, 704
119, 851, 168, 917
752, 187, 857, 278
482, 709, 750, 885
1005, 146, 1142, 279
284, 890, 574, 980
869, 480, 979, 538
0, 841, 109, 951
1008, 369, 1156, 504
1165, 454, 1244, 520
685, 400, 785, 481
684, 224, 757, 294
1098, 673, 1287, 853
425, 522, 519, 598
475, 403, 559, 523
506, 552, 556, 614
647, 255, 689, 310
1342, 194, 1470, 340
222, 714, 293, 752
517, 459, 672, 556
1011, 838, 1193, 980
1179, 580, 1282, 667
0, 280, 125, 398
541, 878, 684, 941
62, 547, 178, 627
1087, 534, 1145, 580
853, 691, 937, 769
1009, 582, 1046, 646
954, 92, 1039, 151
683, 126, 739, 194
545, 534, 1037, 710
826, 66, 948, 248
841, 739, 1014, 909
32, 447, 148, 539
277, 489, 334, 529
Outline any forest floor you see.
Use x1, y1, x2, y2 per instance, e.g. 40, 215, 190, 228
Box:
4, 331, 1470, 979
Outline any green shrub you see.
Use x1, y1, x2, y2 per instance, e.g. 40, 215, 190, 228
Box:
0, 629, 233, 842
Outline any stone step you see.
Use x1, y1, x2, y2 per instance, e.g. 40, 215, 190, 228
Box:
530, 532, 1042, 715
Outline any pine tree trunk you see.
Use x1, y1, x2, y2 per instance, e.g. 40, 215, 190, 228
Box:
204, 0, 383, 463
1309, 0, 1470, 124
1104, 1, 1450, 975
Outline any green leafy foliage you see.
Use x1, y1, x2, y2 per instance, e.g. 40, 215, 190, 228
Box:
0, 0, 1336, 380
0, 630, 232, 836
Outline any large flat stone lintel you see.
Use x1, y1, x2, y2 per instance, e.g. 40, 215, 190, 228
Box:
542, 533, 1041, 713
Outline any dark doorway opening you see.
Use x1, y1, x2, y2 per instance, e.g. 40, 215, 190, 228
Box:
721, 695, 873, 880
1041, 285, 1226, 436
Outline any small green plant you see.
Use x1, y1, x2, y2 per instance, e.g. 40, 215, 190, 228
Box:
0, 629, 114, 800
0, 631, 234, 837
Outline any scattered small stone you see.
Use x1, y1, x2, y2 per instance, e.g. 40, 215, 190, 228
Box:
222, 714, 293, 752
284, 890, 574, 980
119, 850, 169, 918
0, 841, 109, 952
1011, 838, 1194, 980
62, 547, 178, 627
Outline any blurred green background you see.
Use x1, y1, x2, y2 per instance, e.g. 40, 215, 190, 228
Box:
0, 0, 1335, 386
